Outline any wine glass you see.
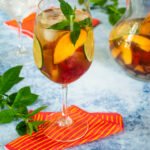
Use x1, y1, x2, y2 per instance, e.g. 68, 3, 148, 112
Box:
0, 0, 38, 55
33, 0, 94, 142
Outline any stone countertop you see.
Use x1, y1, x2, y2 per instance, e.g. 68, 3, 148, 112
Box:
0, 5, 150, 150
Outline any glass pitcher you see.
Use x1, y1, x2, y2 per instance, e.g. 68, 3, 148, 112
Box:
109, 0, 150, 81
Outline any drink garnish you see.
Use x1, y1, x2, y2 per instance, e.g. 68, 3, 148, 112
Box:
84, 29, 94, 61
33, 36, 43, 68
47, 0, 92, 45
0, 66, 47, 136
54, 30, 87, 64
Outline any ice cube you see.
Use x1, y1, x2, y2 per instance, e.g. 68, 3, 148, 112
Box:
75, 10, 90, 21
40, 8, 65, 27
43, 29, 58, 42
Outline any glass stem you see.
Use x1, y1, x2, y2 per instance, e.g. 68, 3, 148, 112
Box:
62, 84, 68, 118
18, 21, 23, 51
58, 84, 72, 127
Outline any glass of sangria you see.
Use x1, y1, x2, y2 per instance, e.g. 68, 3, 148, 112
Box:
109, 0, 150, 81
33, 0, 94, 141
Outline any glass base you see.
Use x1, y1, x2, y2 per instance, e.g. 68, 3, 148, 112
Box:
16, 46, 28, 56
43, 112, 88, 142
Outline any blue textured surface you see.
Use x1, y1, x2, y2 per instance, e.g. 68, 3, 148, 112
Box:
0, 5, 150, 150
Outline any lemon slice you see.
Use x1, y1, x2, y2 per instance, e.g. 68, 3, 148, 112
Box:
54, 30, 87, 64
33, 36, 43, 68
84, 29, 94, 61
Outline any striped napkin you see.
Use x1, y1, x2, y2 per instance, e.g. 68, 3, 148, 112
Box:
4, 13, 100, 39
5, 105, 124, 150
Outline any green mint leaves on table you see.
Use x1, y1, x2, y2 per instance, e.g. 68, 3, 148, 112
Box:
48, 0, 92, 45
0, 66, 47, 136
79, 0, 126, 25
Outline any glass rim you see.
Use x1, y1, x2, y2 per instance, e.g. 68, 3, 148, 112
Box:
38, 0, 44, 12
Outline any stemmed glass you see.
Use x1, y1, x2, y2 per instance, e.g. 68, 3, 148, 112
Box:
33, 0, 94, 142
0, 0, 38, 55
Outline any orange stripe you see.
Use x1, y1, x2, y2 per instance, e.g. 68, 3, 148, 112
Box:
46, 114, 82, 139
106, 115, 109, 121
39, 113, 44, 121
90, 122, 111, 139
62, 115, 91, 140
19, 126, 56, 150
69, 120, 105, 147
48, 113, 89, 142
36, 114, 41, 121
65, 122, 109, 149
10, 135, 29, 147
116, 116, 119, 124
111, 115, 114, 123
103, 124, 117, 137
101, 114, 104, 120
84, 122, 109, 141
9, 136, 24, 145
119, 116, 123, 127
18, 134, 47, 150
84, 120, 105, 138
109, 125, 121, 135
14, 130, 45, 149
40, 113, 90, 150
30, 111, 84, 150
93, 123, 113, 140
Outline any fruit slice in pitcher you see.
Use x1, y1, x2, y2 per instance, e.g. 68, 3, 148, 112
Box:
54, 30, 87, 64
123, 35, 150, 52
139, 13, 150, 36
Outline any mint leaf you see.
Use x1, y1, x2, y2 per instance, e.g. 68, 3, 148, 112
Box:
70, 22, 80, 45
27, 122, 33, 135
59, 0, 74, 20
78, 0, 84, 5
0, 66, 23, 94
12, 87, 38, 108
31, 121, 45, 132
7, 92, 17, 106
16, 121, 27, 136
109, 13, 121, 25
118, 7, 126, 14
0, 94, 6, 109
48, 20, 70, 30
0, 109, 16, 123
16, 106, 28, 115
79, 18, 92, 28
26, 106, 47, 118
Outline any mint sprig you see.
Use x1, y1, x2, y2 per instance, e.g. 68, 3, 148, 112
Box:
48, 0, 92, 45
88, 0, 126, 25
70, 22, 80, 45
0, 66, 47, 136
59, 0, 74, 20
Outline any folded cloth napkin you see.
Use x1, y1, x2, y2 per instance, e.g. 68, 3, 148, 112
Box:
5, 105, 124, 150
4, 13, 100, 39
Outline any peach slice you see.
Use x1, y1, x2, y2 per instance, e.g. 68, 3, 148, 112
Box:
54, 30, 87, 64
123, 35, 150, 52
139, 13, 150, 36
111, 47, 121, 58
135, 65, 145, 73
121, 44, 132, 65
